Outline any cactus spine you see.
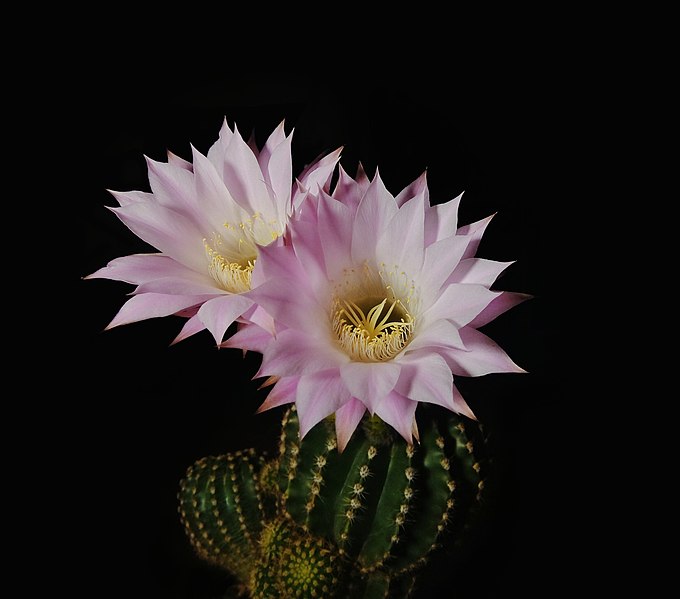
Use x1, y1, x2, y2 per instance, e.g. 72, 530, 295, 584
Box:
179, 407, 488, 598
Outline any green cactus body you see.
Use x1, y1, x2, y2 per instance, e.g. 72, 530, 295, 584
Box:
179, 406, 488, 598
178, 449, 266, 582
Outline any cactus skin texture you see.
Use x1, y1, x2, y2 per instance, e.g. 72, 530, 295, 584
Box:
179, 407, 488, 598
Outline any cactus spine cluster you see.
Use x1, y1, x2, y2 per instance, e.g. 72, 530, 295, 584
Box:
179, 407, 487, 598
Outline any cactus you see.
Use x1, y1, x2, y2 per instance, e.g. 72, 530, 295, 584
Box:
179, 407, 489, 598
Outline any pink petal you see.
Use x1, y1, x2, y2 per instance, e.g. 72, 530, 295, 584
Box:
247, 276, 322, 335
451, 384, 477, 420
85, 254, 196, 285
171, 314, 206, 345
257, 329, 347, 378
468, 291, 532, 328
447, 258, 514, 286
339, 362, 401, 413
250, 243, 305, 286
221, 127, 272, 216
134, 276, 222, 297
458, 213, 495, 259
257, 376, 298, 413
107, 189, 154, 207
335, 398, 366, 452
243, 304, 276, 337
294, 147, 343, 211
167, 151, 193, 171
374, 391, 417, 444
440, 328, 527, 376
395, 171, 429, 207
206, 118, 234, 169
191, 145, 244, 228
331, 164, 362, 210
145, 157, 203, 224
419, 235, 469, 301
263, 129, 293, 222
108, 202, 207, 273
106, 293, 212, 329
220, 321, 274, 353
424, 193, 462, 246
351, 172, 398, 265
316, 192, 354, 279
402, 319, 466, 353
423, 284, 500, 328
296, 369, 351, 438
375, 191, 425, 277
197, 294, 254, 344
288, 218, 330, 294
355, 162, 371, 193
395, 352, 454, 411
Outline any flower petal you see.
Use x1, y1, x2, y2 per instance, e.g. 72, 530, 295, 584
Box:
419, 235, 469, 301
335, 398, 367, 453
316, 192, 355, 280
458, 213, 495, 259
108, 189, 154, 207
395, 352, 454, 411
339, 361, 401, 414
171, 314, 206, 345
351, 172, 398, 264
85, 254, 196, 285
145, 156, 201, 223
257, 376, 298, 413
243, 304, 276, 337
451, 384, 476, 420
296, 369, 351, 439
108, 202, 207, 273
331, 164, 363, 210
440, 328, 526, 376
247, 276, 323, 334
395, 171, 429, 208
220, 321, 274, 353
263, 127, 293, 222
468, 291, 532, 328
221, 127, 272, 216
134, 276, 222, 297
257, 329, 347, 378
402, 319, 466, 353
106, 293, 212, 329
191, 145, 244, 229
447, 258, 514, 287
424, 192, 462, 246
294, 147, 343, 211
197, 294, 254, 344
167, 151, 193, 171
376, 191, 425, 277
374, 391, 417, 444
423, 284, 500, 328
206, 118, 234, 169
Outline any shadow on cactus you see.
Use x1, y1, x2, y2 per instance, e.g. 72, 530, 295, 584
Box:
179, 406, 491, 598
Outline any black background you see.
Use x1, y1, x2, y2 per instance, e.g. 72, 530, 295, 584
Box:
70, 69, 568, 598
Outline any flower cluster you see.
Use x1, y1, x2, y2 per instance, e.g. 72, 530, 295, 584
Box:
88, 120, 528, 450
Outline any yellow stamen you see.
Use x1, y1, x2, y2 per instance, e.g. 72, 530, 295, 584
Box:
204, 241, 254, 293
332, 296, 414, 362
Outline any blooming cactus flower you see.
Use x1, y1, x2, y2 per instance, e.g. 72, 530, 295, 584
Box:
230, 166, 530, 450
86, 119, 341, 344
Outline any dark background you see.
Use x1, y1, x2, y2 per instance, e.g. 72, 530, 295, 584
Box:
71, 70, 567, 598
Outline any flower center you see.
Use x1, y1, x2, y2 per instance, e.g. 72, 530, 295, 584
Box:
204, 242, 254, 293
204, 212, 283, 293
332, 295, 414, 362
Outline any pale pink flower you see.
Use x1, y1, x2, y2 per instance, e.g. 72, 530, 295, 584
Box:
87, 120, 341, 344
230, 166, 530, 450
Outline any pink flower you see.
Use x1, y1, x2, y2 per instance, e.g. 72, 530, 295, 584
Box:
232, 166, 530, 450
86, 119, 341, 344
